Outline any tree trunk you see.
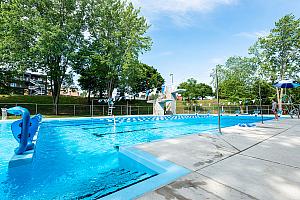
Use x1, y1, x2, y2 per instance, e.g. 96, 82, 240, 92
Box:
107, 78, 115, 98
87, 89, 91, 104
277, 88, 284, 111
52, 78, 61, 105
278, 63, 286, 111
240, 105, 244, 114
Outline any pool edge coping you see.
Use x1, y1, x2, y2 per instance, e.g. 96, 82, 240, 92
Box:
100, 146, 190, 200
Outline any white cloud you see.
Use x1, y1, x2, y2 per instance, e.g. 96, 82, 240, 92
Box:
131, 0, 237, 14
131, 0, 237, 27
210, 57, 227, 65
235, 31, 269, 39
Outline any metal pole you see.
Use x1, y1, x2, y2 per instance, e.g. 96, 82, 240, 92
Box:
91, 100, 93, 117
36, 104, 38, 114
74, 105, 76, 116
216, 67, 221, 133
170, 73, 174, 85
259, 81, 264, 124
127, 101, 129, 115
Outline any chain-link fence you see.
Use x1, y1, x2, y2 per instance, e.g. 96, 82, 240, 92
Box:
0, 103, 153, 117
1, 103, 299, 118
176, 104, 300, 115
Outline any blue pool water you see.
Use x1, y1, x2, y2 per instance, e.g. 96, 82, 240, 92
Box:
0, 115, 271, 199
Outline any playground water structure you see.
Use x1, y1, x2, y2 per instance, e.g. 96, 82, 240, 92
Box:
0, 114, 273, 199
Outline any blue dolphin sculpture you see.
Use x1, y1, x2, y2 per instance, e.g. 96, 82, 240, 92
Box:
7, 106, 42, 155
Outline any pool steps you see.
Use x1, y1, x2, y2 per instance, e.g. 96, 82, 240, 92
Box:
75, 168, 156, 199
100, 147, 190, 200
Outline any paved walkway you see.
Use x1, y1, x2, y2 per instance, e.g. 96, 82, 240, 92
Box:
137, 118, 300, 200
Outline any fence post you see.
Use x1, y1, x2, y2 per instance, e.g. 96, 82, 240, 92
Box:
121, 106, 122, 115
148, 107, 150, 115
268, 105, 270, 115
35, 104, 38, 114
55, 104, 58, 115
130, 105, 131, 115
90, 105, 92, 116
92, 104, 94, 117
74, 105, 76, 116
138, 106, 140, 115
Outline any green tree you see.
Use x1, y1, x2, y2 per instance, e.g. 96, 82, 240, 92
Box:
0, 66, 21, 94
251, 80, 276, 104
83, 0, 151, 98
121, 63, 164, 95
250, 14, 300, 109
211, 57, 257, 103
1, 0, 87, 104
179, 78, 213, 100
74, 48, 109, 103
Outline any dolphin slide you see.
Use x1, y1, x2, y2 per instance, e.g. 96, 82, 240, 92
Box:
7, 106, 42, 155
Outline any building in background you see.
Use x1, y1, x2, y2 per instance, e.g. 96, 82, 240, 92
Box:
8, 71, 47, 95
7, 71, 80, 96
59, 86, 80, 97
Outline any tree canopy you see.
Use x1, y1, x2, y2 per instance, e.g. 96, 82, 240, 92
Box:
120, 63, 164, 95
212, 14, 300, 104
212, 57, 258, 102
1, 0, 87, 104
179, 78, 213, 100
1, 0, 153, 104
250, 14, 300, 107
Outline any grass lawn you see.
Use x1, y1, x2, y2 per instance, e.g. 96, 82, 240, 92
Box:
0, 95, 150, 106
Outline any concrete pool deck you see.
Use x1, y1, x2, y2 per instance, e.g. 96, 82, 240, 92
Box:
136, 118, 300, 200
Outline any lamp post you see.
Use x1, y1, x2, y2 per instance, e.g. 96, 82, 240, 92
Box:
216, 66, 221, 134
170, 73, 174, 85
258, 80, 264, 124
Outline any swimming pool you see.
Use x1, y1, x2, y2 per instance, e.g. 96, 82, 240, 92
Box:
0, 115, 271, 199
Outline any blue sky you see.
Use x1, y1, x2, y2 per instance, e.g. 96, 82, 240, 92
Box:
131, 0, 300, 86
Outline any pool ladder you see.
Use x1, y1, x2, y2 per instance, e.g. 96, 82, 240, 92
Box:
108, 106, 114, 116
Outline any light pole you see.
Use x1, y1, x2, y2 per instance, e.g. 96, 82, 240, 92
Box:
258, 80, 264, 124
216, 66, 221, 134
170, 73, 174, 85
